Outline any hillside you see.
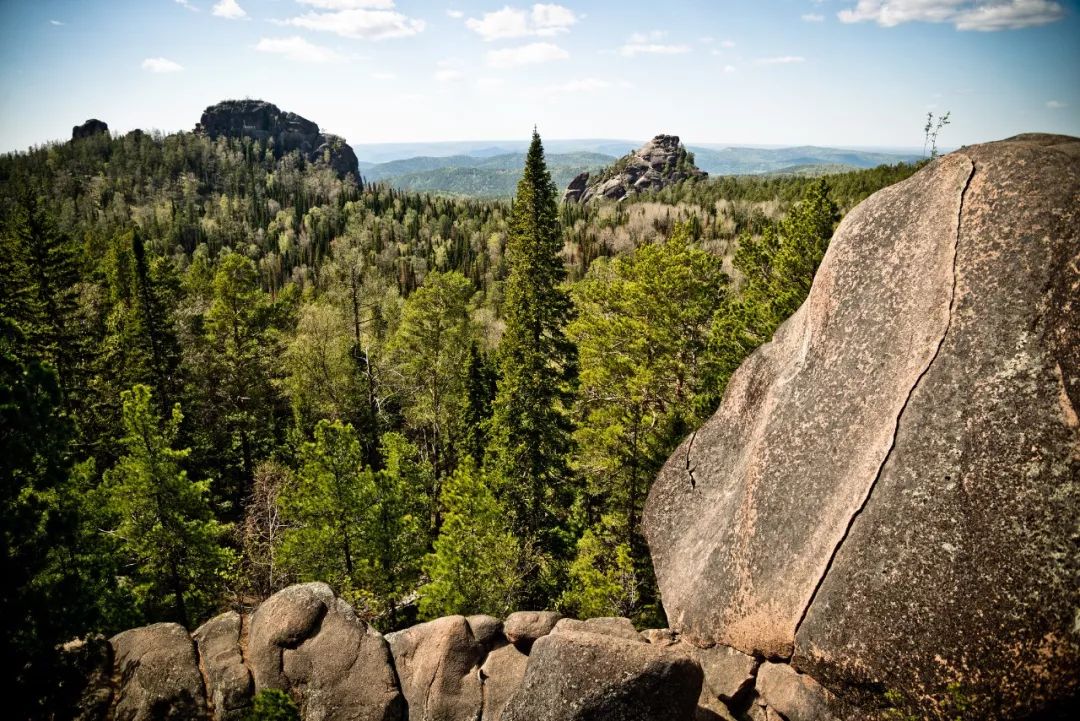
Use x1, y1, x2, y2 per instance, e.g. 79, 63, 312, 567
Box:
363, 151, 614, 197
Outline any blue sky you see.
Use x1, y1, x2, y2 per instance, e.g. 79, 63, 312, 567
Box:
1, 0, 1078, 152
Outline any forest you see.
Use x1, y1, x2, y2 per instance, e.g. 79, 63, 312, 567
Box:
0, 126, 921, 715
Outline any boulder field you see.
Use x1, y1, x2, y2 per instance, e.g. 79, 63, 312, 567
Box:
56, 135, 1079, 720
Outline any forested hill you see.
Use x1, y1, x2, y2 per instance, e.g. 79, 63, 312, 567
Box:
0, 118, 921, 718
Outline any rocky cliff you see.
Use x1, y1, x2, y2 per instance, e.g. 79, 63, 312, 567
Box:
72, 119, 109, 141
196, 99, 359, 179
563, 134, 706, 203
645, 134, 1079, 720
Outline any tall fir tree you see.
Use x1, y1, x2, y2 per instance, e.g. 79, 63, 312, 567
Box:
98, 384, 235, 627
487, 130, 578, 566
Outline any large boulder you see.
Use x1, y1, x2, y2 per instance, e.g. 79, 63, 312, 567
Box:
109, 623, 207, 721
501, 628, 703, 721
248, 582, 403, 721
480, 641, 530, 721
503, 610, 561, 650
644, 134, 1080, 719
386, 615, 484, 721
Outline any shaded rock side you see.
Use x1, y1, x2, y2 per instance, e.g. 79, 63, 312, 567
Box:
197, 99, 359, 178
564, 134, 705, 203
644, 134, 1080, 719
501, 629, 703, 721
110, 623, 208, 721
386, 615, 484, 721
193, 611, 252, 721
72, 119, 108, 141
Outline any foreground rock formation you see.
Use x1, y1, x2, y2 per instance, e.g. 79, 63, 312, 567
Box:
645, 134, 1080, 719
563, 134, 705, 203
196, 99, 360, 179
62, 583, 772, 721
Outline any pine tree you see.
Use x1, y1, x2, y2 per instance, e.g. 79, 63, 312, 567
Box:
463, 343, 498, 465
487, 130, 577, 562
99, 384, 234, 626
421, 457, 529, 619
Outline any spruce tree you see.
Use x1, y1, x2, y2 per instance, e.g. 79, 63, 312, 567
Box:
99, 384, 234, 626
487, 130, 577, 562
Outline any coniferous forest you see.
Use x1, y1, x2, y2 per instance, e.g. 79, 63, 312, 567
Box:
0, 125, 922, 715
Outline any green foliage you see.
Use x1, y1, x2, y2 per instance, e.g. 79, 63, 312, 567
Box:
561, 515, 659, 623
488, 131, 578, 568
709, 179, 839, 393
420, 457, 529, 619
387, 270, 475, 490
277, 420, 429, 624
98, 384, 235, 626
246, 688, 301, 721
567, 222, 726, 622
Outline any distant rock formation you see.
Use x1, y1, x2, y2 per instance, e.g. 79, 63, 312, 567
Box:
196, 99, 359, 179
645, 134, 1080, 720
563, 134, 706, 203
72, 119, 108, 141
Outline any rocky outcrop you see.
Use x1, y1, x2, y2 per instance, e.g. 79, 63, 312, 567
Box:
644, 134, 1080, 719
563, 134, 705, 203
192, 612, 251, 721
72, 119, 108, 141
501, 628, 703, 721
196, 99, 359, 179
110, 623, 208, 721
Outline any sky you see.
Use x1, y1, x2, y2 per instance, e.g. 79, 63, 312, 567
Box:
1, 0, 1079, 153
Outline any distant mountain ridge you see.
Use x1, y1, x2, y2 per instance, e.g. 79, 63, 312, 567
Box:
357, 140, 921, 198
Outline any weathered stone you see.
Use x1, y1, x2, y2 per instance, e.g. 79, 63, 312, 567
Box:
681, 642, 758, 704
466, 614, 504, 650
502, 629, 703, 721
553, 616, 644, 643
503, 610, 561, 650
110, 623, 207, 721
644, 134, 1080, 719
192, 611, 252, 721
249, 583, 402, 721
755, 663, 835, 721
386, 615, 483, 721
72, 119, 108, 140
197, 99, 359, 178
640, 628, 678, 646
566, 134, 705, 203
248, 581, 334, 690
480, 641, 530, 721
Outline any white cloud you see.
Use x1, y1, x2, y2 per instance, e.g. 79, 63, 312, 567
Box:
486, 42, 569, 67
538, 78, 611, 97
447, 9, 464, 19
212, 0, 247, 19
838, 1, 1065, 31
465, 4, 578, 41
435, 68, 465, 82
619, 37, 691, 57
175, 0, 198, 11
723, 64, 736, 73
720, 39, 736, 48
142, 57, 184, 73
1046, 99, 1068, 109
298, 0, 396, 7
281, 7, 425, 39
49, 19, 64, 25
802, 13, 825, 22
756, 55, 806, 64
255, 36, 343, 62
